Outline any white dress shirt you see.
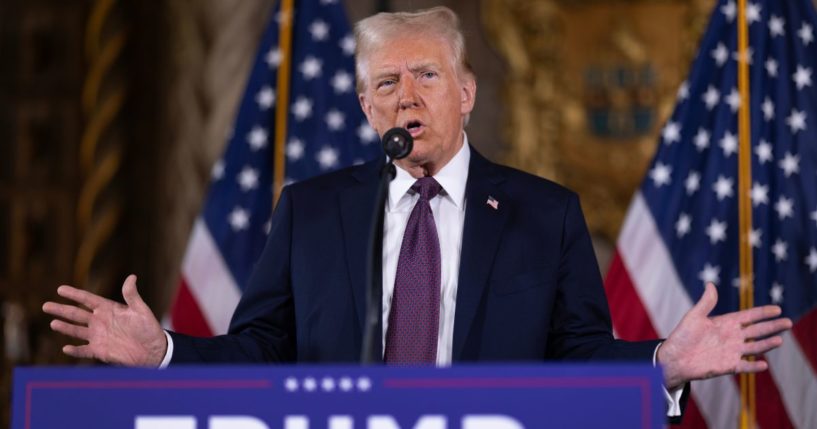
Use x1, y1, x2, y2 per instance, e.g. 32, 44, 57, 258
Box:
382, 136, 470, 366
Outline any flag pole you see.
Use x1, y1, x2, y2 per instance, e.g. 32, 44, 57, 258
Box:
273, 0, 296, 205
736, 0, 755, 427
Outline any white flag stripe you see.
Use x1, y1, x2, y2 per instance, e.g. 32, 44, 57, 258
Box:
766, 332, 817, 429
181, 219, 242, 333
618, 192, 741, 429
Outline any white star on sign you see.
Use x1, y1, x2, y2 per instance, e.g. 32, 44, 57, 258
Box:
266, 48, 282, 69
721, 1, 736, 22
745, 2, 761, 23
340, 34, 356, 56
772, 239, 788, 262
685, 171, 701, 195
228, 207, 250, 231
786, 109, 807, 134
662, 121, 681, 144
750, 182, 769, 206
762, 97, 774, 120
806, 248, 817, 272
325, 109, 346, 131
211, 159, 225, 180
713, 175, 734, 200
699, 263, 721, 285
286, 137, 305, 161
676, 213, 692, 238
237, 166, 259, 191
292, 96, 313, 121
774, 195, 794, 220
694, 128, 710, 151
255, 86, 275, 110
316, 146, 339, 170
284, 377, 299, 392
755, 140, 773, 164
793, 65, 812, 90
358, 122, 378, 144
712, 43, 729, 66
649, 162, 672, 187
331, 70, 353, 93
309, 20, 330, 41
300, 56, 323, 80
749, 229, 762, 248
770, 283, 784, 304
726, 87, 741, 112
720, 131, 738, 157
321, 377, 336, 392
799, 23, 814, 46
303, 377, 317, 392
765, 58, 778, 77
702, 85, 721, 110
706, 219, 728, 244
779, 152, 800, 177
769, 15, 785, 37
339, 377, 353, 392
247, 126, 268, 150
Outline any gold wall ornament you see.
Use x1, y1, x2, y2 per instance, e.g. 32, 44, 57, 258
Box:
482, 0, 714, 241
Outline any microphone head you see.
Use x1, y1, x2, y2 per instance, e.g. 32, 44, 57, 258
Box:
381, 127, 413, 160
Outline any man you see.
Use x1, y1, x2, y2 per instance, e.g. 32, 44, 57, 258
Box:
44, 7, 790, 419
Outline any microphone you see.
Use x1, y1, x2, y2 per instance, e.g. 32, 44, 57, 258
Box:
381, 127, 413, 160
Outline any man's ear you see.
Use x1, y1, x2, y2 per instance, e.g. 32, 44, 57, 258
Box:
359, 93, 374, 124
460, 76, 477, 115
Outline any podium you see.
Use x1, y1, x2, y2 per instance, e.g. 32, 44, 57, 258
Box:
12, 364, 665, 429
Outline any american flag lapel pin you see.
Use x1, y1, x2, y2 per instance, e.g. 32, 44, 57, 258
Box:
486, 195, 499, 210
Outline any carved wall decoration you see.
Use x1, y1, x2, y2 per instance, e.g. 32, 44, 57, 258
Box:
482, 0, 714, 243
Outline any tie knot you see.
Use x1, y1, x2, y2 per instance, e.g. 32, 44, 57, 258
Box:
411, 177, 442, 201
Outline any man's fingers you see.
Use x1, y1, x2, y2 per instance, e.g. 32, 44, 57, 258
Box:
731, 304, 783, 325
63, 344, 95, 360
121, 275, 147, 310
42, 302, 91, 325
742, 317, 793, 340
50, 319, 90, 341
743, 336, 784, 356
691, 282, 718, 317
56, 285, 108, 310
735, 359, 769, 374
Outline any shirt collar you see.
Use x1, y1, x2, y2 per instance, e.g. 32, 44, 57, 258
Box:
388, 134, 470, 210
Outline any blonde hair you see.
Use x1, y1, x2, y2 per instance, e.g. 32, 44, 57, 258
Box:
353, 6, 475, 93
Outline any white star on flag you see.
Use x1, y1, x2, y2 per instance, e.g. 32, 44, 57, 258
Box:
247, 126, 268, 150
770, 283, 784, 304
292, 97, 314, 121
300, 56, 323, 80
721, 1, 736, 22
706, 218, 728, 244
675, 213, 691, 237
732, 47, 753, 65
677, 81, 689, 100
228, 207, 250, 231
237, 166, 259, 191
769, 15, 785, 37
286, 137, 305, 161
699, 263, 721, 284
712, 43, 730, 66
316, 146, 339, 170
751, 182, 769, 206
325, 109, 346, 131
749, 228, 762, 248
713, 175, 734, 200
765, 58, 778, 77
786, 109, 807, 134
779, 152, 800, 177
702, 85, 721, 110
775, 195, 794, 220
358, 122, 378, 143
793, 65, 812, 90
755, 140, 773, 164
685, 171, 701, 195
255, 86, 275, 110
719, 131, 738, 157
265, 48, 282, 69
211, 159, 225, 180
762, 97, 775, 120
339, 34, 356, 56
309, 20, 330, 41
807, 248, 817, 273
331, 70, 353, 93
649, 162, 672, 187
694, 128, 710, 151
772, 239, 788, 262
726, 87, 741, 111
799, 23, 814, 46
662, 121, 681, 144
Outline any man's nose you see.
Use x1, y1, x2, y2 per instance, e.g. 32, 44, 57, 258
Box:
397, 78, 419, 109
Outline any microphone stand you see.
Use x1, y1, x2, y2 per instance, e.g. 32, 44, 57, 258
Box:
361, 128, 412, 364
361, 160, 395, 364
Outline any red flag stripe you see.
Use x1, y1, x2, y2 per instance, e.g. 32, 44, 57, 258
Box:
792, 306, 817, 375
170, 278, 214, 338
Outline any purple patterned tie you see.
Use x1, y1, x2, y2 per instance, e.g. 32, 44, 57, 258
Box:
384, 176, 442, 364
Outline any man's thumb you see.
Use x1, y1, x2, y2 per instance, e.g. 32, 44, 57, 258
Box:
122, 274, 146, 309
692, 282, 718, 317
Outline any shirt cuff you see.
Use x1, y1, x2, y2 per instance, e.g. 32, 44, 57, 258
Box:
158, 331, 174, 369
653, 342, 683, 417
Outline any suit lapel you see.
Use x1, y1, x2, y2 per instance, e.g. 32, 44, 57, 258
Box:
339, 160, 383, 340
453, 149, 509, 360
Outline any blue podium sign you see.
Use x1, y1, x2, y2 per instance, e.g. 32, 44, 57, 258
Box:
12, 364, 664, 429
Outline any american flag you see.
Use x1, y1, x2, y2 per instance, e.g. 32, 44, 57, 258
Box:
167, 0, 381, 337
605, 0, 817, 427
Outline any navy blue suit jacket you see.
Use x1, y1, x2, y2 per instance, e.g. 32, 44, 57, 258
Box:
170, 148, 659, 363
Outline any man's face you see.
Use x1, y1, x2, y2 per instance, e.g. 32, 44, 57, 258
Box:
358, 34, 476, 176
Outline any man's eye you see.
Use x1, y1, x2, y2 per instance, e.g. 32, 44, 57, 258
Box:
377, 80, 395, 89
422, 71, 437, 79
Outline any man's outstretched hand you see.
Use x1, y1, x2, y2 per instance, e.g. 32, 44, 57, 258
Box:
43, 274, 167, 367
658, 282, 793, 390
